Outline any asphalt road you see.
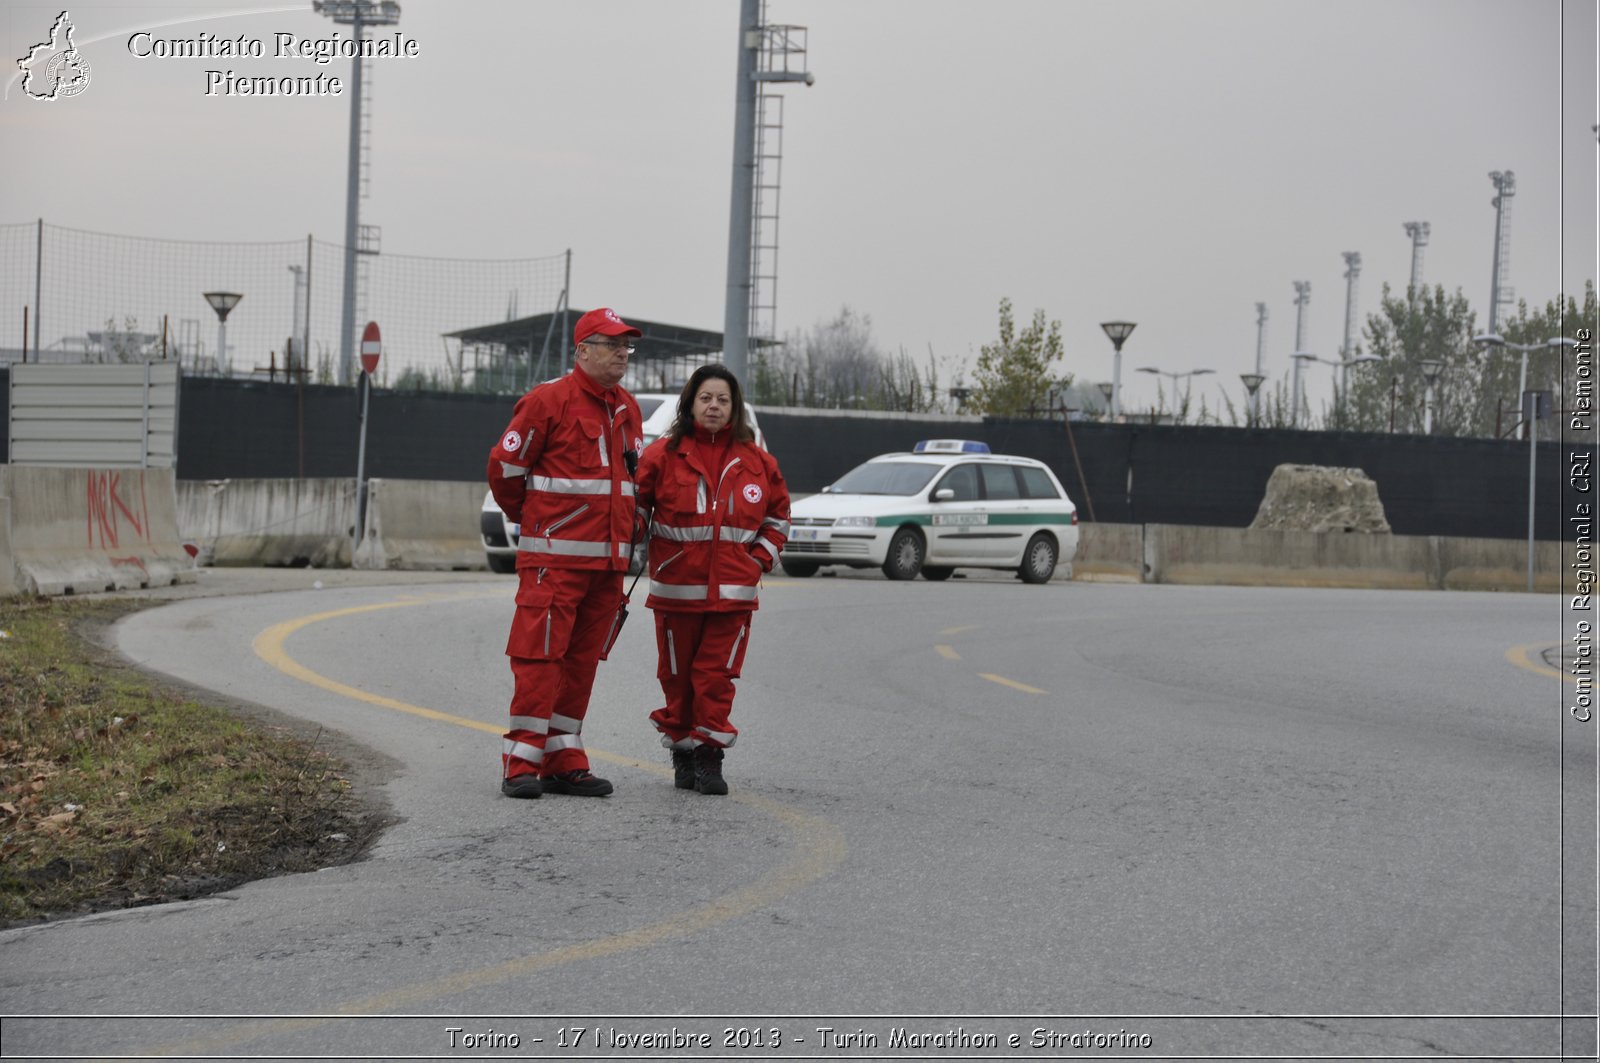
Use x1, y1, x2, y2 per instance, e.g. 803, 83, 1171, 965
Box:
0, 569, 1593, 1061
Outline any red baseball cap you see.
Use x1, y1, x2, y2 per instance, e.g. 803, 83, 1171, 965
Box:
574, 307, 642, 346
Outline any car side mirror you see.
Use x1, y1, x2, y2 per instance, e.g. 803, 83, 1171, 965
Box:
821, 485, 832, 494
932, 488, 955, 502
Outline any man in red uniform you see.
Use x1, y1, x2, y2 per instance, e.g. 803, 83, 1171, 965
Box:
487, 307, 645, 798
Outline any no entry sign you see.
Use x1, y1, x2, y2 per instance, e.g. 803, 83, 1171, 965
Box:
360, 321, 381, 375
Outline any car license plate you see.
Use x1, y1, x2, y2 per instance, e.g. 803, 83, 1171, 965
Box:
794, 528, 821, 541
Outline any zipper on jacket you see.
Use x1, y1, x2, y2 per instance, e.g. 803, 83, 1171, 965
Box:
543, 503, 590, 537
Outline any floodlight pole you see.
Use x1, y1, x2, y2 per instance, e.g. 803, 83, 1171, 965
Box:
722, 0, 810, 383
722, 0, 760, 383
315, 0, 401, 386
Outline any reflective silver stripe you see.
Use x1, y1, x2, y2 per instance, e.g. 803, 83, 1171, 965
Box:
652, 581, 709, 600
527, 475, 635, 498
500, 461, 528, 477
755, 537, 780, 563
761, 517, 790, 536
617, 542, 634, 559
696, 725, 738, 747
545, 733, 584, 753
696, 478, 707, 514
719, 526, 758, 544
531, 475, 612, 495
717, 583, 759, 601
550, 713, 583, 733
509, 715, 548, 735
726, 622, 746, 670
667, 629, 678, 676
652, 522, 715, 542
597, 429, 609, 467
521, 537, 611, 557
503, 738, 543, 764
661, 734, 694, 750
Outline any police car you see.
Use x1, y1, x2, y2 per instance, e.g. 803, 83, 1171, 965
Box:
782, 440, 1079, 583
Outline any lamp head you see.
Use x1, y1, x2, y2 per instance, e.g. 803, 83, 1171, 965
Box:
204, 291, 243, 322
1100, 321, 1137, 346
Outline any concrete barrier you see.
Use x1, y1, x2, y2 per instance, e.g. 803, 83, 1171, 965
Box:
1073, 522, 1144, 582
0, 496, 17, 597
0, 466, 195, 596
176, 478, 354, 568
1136, 524, 1571, 592
352, 479, 486, 571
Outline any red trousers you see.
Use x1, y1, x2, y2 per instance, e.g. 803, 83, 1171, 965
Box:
503, 566, 624, 779
649, 610, 752, 751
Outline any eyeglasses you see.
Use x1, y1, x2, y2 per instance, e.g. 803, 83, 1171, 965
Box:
583, 338, 636, 354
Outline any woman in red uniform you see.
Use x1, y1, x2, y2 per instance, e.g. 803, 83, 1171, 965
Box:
634, 365, 789, 795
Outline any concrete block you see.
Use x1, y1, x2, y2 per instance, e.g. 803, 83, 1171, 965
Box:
177, 478, 354, 568
1144, 524, 1433, 589
352, 479, 486, 571
1073, 522, 1144, 582
1, 465, 194, 597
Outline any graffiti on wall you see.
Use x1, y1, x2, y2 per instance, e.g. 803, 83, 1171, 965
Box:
86, 470, 151, 549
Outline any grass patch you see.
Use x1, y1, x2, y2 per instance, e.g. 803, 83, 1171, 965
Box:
0, 596, 378, 925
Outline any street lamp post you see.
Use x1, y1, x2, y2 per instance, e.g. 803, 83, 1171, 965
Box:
1290, 351, 1318, 428
1240, 373, 1265, 427
1096, 381, 1113, 418
1472, 334, 1579, 439
1297, 352, 1383, 427
203, 291, 242, 376
1418, 359, 1444, 434
1136, 366, 1214, 423
1472, 333, 1580, 591
1100, 321, 1137, 421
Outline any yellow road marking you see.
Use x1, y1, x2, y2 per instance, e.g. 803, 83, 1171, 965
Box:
148, 593, 851, 1053
1506, 642, 1575, 686
935, 643, 961, 661
979, 672, 1047, 695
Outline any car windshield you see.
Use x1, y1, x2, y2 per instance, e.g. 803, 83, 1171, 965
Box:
829, 461, 939, 496
637, 397, 666, 419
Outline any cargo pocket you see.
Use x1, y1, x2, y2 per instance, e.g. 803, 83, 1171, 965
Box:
578, 418, 609, 468
506, 578, 557, 660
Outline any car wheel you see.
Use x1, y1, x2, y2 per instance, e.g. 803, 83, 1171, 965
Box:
780, 560, 819, 578
487, 553, 517, 575
881, 527, 925, 581
1018, 533, 1057, 584
921, 565, 954, 581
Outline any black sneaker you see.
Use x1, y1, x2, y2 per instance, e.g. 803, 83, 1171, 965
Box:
501, 775, 542, 799
693, 746, 728, 796
671, 749, 695, 790
541, 769, 614, 797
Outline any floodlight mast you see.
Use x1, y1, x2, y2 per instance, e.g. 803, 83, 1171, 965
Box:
723, 0, 811, 383
314, 0, 400, 386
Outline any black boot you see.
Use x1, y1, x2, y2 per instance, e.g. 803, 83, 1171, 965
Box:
693, 745, 728, 796
671, 749, 695, 790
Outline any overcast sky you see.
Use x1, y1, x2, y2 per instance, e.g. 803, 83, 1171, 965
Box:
3, 0, 1595, 415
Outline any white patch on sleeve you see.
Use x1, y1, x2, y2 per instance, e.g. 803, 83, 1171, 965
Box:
743, 484, 763, 504
501, 430, 522, 454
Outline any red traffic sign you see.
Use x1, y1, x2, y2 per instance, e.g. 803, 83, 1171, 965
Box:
360, 321, 381, 375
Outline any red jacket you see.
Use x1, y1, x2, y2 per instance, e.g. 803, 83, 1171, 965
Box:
486, 368, 643, 571
634, 430, 789, 612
